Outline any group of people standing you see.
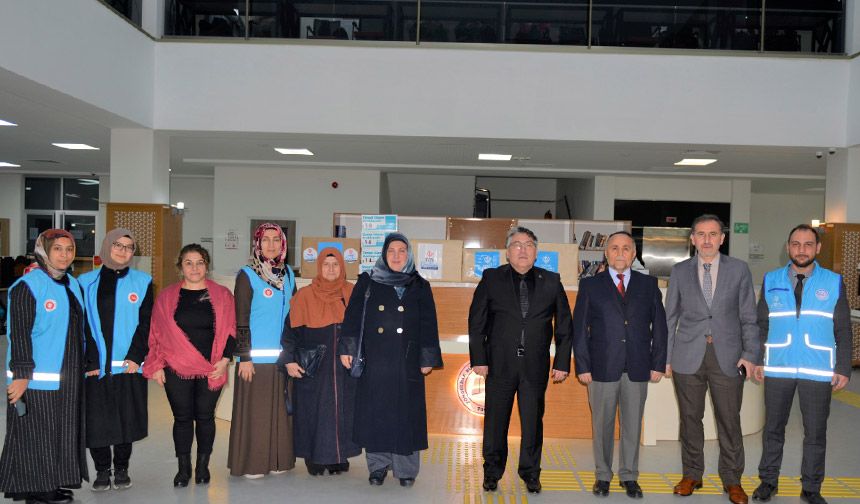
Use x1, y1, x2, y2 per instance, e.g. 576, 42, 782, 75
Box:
1, 225, 442, 503
470, 217, 852, 504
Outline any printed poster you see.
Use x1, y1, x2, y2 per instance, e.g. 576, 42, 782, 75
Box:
536, 251, 559, 273
473, 251, 500, 278
417, 243, 444, 280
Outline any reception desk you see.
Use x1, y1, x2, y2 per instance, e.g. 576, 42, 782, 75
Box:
214, 277, 765, 445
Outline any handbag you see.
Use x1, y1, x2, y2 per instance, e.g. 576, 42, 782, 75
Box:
349, 286, 372, 378
296, 344, 327, 378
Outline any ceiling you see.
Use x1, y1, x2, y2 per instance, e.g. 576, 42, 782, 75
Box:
0, 74, 829, 194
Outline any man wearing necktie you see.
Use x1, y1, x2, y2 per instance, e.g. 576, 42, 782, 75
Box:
665, 215, 760, 504
572, 231, 668, 499
468, 227, 572, 494
751, 225, 852, 504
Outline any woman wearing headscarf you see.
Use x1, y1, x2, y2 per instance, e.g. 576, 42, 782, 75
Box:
78, 229, 153, 491
339, 233, 443, 487
227, 223, 296, 478
279, 247, 360, 476
143, 244, 236, 487
0, 229, 87, 504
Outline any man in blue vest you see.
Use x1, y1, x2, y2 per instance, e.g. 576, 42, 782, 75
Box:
752, 224, 853, 504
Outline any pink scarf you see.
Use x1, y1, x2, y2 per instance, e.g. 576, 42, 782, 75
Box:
143, 279, 236, 390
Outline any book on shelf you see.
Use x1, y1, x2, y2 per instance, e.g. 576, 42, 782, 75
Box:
579, 260, 605, 279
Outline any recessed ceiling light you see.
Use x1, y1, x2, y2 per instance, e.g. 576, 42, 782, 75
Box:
674, 158, 717, 166
274, 148, 314, 156
478, 153, 513, 161
0, 162, 21, 167
76, 179, 100, 185
52, 143, 100, 150
0, 119, 17, 126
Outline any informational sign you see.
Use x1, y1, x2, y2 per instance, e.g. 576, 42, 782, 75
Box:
733, 222, 749, 234
360, 215, 398, 273
536, 251, 559, 273
417, 242, 443, 280
225, 230, 239, 250
473, 251, 500, 278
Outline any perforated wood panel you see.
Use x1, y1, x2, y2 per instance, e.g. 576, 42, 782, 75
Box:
107, 203, 182, 293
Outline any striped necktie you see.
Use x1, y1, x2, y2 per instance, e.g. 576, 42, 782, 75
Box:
616, 273, 625, 297
519, 275, 529, 318
703, 263, 713, 307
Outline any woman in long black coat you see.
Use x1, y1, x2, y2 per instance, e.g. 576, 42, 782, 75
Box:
339, 233, 443, 487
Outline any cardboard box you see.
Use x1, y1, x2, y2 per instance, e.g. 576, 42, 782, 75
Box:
535, 243, 580, 286
300, 237, 361, 279
412, 239, 463, 282
461, 249, 508, 282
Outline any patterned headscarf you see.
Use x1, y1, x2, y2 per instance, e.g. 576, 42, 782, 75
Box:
248, 222, 287, 289
100, 228, 136, 271
33, 228, 76, 280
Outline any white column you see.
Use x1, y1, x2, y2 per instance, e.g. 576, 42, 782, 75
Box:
109, 129, 170, 204
729, 179, 751, 261
593, 175, 616, 220
845, 0, 860, 54
141, 0, 165, 39
825, 146, 860, 223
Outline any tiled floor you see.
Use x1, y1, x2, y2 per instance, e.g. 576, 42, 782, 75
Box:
2, 363, 859, 503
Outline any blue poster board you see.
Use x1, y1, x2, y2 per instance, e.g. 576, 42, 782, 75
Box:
317, 241, 344, 253
474, 251, 501, 278
536, 251, 559, 273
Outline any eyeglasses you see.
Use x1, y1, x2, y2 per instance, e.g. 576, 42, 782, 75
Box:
508, 241, 536, 250
111, 242, 135, 253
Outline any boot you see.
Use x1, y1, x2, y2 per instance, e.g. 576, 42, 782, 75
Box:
173, 455, 192, 487
195, 453, 211, 484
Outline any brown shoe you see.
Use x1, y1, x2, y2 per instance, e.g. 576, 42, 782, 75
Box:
725, 485, 749, 504
674, 478, 703, 496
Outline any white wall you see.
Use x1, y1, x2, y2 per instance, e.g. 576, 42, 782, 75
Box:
556, 177, 593, 219
0, 0, 154, 127
748, 192, 824, 281
170, 177, 214, 247
0, 174, 23, 256
212, 166, 380, 275
155, 42, 848, 148
476, 177, 556, 218
385, 173, 475, 217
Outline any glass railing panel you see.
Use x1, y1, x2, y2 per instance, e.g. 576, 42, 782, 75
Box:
247, 0, 405, 41
764, 0, 844, 53
165, 0, 249, 37
591, 0, 762, 50
103, 0, 143, 27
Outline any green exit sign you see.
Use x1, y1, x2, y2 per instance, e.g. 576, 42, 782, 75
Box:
733, 222, 749, 234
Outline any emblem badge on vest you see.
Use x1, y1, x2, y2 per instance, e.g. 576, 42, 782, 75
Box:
128, 292, 139, 304
770, 295, 784, 309
44, 299, 57, 312
263, 288, 274, 298
815, 289, 829, 301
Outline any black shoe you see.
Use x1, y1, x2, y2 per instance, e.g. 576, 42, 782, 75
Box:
369, 469, 387, 486
306, 462, 325, 476
752, 482, 777, 502
801, 490, 828, 504
174, 454, 192, 487
113, 468, 132, 490
399, 478, 415, 487
92, 470, 112, 492
524, 477, 541, 494
482, 476, 499, 492
326, 462, 349, 475
593, 480, 610, 497
195, 453, 211, 484
25, 491, 72, 504
55, 490, 73, 498
620, 480, 644, 499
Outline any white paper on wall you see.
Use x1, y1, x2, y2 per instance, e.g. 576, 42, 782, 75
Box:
417, 242, 443, 280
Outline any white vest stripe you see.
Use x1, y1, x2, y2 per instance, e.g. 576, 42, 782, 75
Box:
249, 349, 282, 358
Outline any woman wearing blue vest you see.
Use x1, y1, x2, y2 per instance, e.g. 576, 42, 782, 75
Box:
0, 229, 87, 504
79, 229, 153, 492
227, 223, 296, 478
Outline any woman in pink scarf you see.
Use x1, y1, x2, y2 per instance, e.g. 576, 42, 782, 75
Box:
143, 244, 236, 487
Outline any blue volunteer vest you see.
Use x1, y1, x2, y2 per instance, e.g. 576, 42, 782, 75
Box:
763, 262, 840, 382
5, 269, 84, 390
79, 268, 152, 377
240, 266, 294, 364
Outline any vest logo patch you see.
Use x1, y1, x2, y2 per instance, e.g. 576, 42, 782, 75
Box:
44, 299, 57, 312
770, 294, 784, 309
128, 292, 139, 304
815, 289, 829, 301
263, 288, 274, 298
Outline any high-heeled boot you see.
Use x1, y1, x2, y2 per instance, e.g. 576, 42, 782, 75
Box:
173, 455, 192, 487
195, 453, 211, 484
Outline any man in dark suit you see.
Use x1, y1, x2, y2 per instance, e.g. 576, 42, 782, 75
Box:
573, 231, 668, 499
468, 226, 572, 494
665, 214, 760, 504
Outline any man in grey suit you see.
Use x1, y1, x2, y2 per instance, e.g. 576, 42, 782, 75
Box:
665, 214, 760, 504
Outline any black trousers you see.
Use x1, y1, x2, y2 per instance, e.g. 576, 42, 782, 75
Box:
758, 377, 832, 492
163, 369, 222, 456
482, 364, 546, 480
672, 343, 745, 486
90, 443, 132, 472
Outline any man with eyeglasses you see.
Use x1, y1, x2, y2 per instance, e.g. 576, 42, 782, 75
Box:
468, 226, 572, 495
665, 214, 760, 504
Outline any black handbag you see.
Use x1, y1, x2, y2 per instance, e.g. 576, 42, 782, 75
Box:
296, 344, 327, 378
349, 286, 372, 378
